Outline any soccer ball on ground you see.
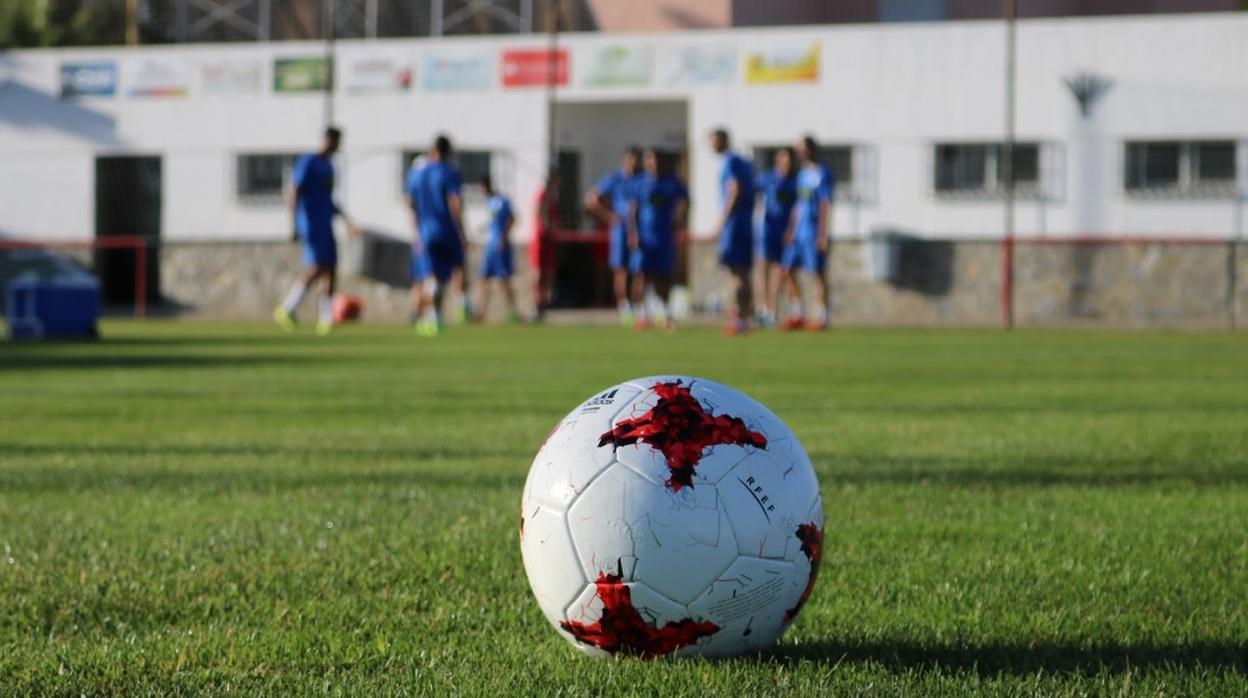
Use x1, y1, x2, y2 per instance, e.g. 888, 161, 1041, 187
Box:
331, 293, 364, 323
520, 376, 824, 659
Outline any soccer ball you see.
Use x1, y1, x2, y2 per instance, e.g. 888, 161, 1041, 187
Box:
331, 293, 364, 323
519, 376, 824, 658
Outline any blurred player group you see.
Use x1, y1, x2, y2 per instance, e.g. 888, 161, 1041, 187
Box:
275, 125, 834, 336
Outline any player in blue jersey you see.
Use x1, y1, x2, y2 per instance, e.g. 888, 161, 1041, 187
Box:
405, 134, 468, 337
755, 147, 798, 327
473, 175, 520, 322
780, 135, 834, 331
585, 146, 643, 327
627, 148, 687, 332
273, 126, 361, 335
709, 128, 757, 335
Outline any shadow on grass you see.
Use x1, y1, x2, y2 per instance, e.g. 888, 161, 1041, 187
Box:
772, 637, 1248, 675
812, 452, 1248, 488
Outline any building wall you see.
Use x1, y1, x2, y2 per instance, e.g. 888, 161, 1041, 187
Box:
0, 14, 1245, 249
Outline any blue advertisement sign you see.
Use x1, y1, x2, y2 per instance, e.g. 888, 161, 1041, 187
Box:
60, 61, 117, 98
422, 52, 492, 91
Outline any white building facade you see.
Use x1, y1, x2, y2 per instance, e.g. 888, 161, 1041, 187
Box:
1, 12, 1245, 248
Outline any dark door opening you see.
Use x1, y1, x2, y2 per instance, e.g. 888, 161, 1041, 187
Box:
95, 155, 161, 305
551, 149, 599, 308
550, 100, 689, 308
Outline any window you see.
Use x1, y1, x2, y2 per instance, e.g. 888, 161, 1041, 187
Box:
933, 142, 1040, 197
237, 153, 298, 204
1124, 141, 1180, 190
751, 144, 857, 200
400, 149, 492, 201
1125, 140, 1237, 197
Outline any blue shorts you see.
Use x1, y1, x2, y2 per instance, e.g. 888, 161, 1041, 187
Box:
757, 225, 786, 264
629, 241, 674, 276
781, 240, 826, 273
607, 224, 629, 270
719, 241, 753, 270
719, 223, 753, 270
481, 245, 513, 279
410, 247, 431, 283
423, 239, 464, 283
301, 234, 337, 267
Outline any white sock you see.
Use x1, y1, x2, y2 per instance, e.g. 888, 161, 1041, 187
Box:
815, 304, 828, 323
424, 307, 439, 324
319, 296, 332, 324
618, 299, 632, 315
788, 300, 803, 318
283, 282, 307, 313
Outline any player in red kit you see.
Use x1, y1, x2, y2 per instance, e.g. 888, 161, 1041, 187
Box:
530, 170, 560, 322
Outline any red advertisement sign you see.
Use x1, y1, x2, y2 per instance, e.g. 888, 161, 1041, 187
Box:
501, 49, 569, 88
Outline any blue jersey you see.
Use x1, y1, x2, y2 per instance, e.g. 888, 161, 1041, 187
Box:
794, 163, 834, 243
757, 169, 798, 239
595, 170, 641, 222
405, 160, 463, 244
636, 174, 688, 246
719, 151, 756, 237
292, 153, 337, 239
486, 194, 513, 251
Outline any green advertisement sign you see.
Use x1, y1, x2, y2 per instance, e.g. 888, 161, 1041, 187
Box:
274, 57, 331, 93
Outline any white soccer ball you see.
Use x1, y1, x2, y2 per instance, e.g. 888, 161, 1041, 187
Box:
519, 376, 824, 658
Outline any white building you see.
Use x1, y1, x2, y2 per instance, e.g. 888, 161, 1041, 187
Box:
1, 12, 1245, 252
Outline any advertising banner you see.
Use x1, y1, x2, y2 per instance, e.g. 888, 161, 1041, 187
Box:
126, 57, 190, 97
60, 61, 117, 98
580, 44, 652, 88
657, 44, 735, 86
745, 43, 820, 85
342, 55, 412, 93
274, 57, 331, 93
501, 49, 568, 88
200, 59, 262, 94
422, 51, 492, 91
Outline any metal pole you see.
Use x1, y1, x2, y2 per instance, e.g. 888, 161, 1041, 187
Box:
125, 0, 139, 45
366, 0, 378, 38
324, 0, 335, 129
1002, 0, 1017, 329
521, 0, 534, 32
545, 0, 560, 178
259, 0, 271, 40
1228, 238, 1238, 331
1232, 188, 1243, 331
175, 0, 188, 42
135, 238, 148, 318
432, 0, 443, 36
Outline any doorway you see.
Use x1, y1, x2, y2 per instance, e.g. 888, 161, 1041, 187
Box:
95, 155, 161, 305
552, 100, 688, 307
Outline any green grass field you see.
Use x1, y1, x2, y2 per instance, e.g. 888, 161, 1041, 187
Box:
2, 321, 1246, 696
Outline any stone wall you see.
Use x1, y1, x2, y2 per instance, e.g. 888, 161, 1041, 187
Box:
161, 238, 536, 322
688, 239, 1248, 330
157, 238, 1247, 329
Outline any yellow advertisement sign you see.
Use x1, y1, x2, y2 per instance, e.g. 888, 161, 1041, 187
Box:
745, 43, 820, 85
